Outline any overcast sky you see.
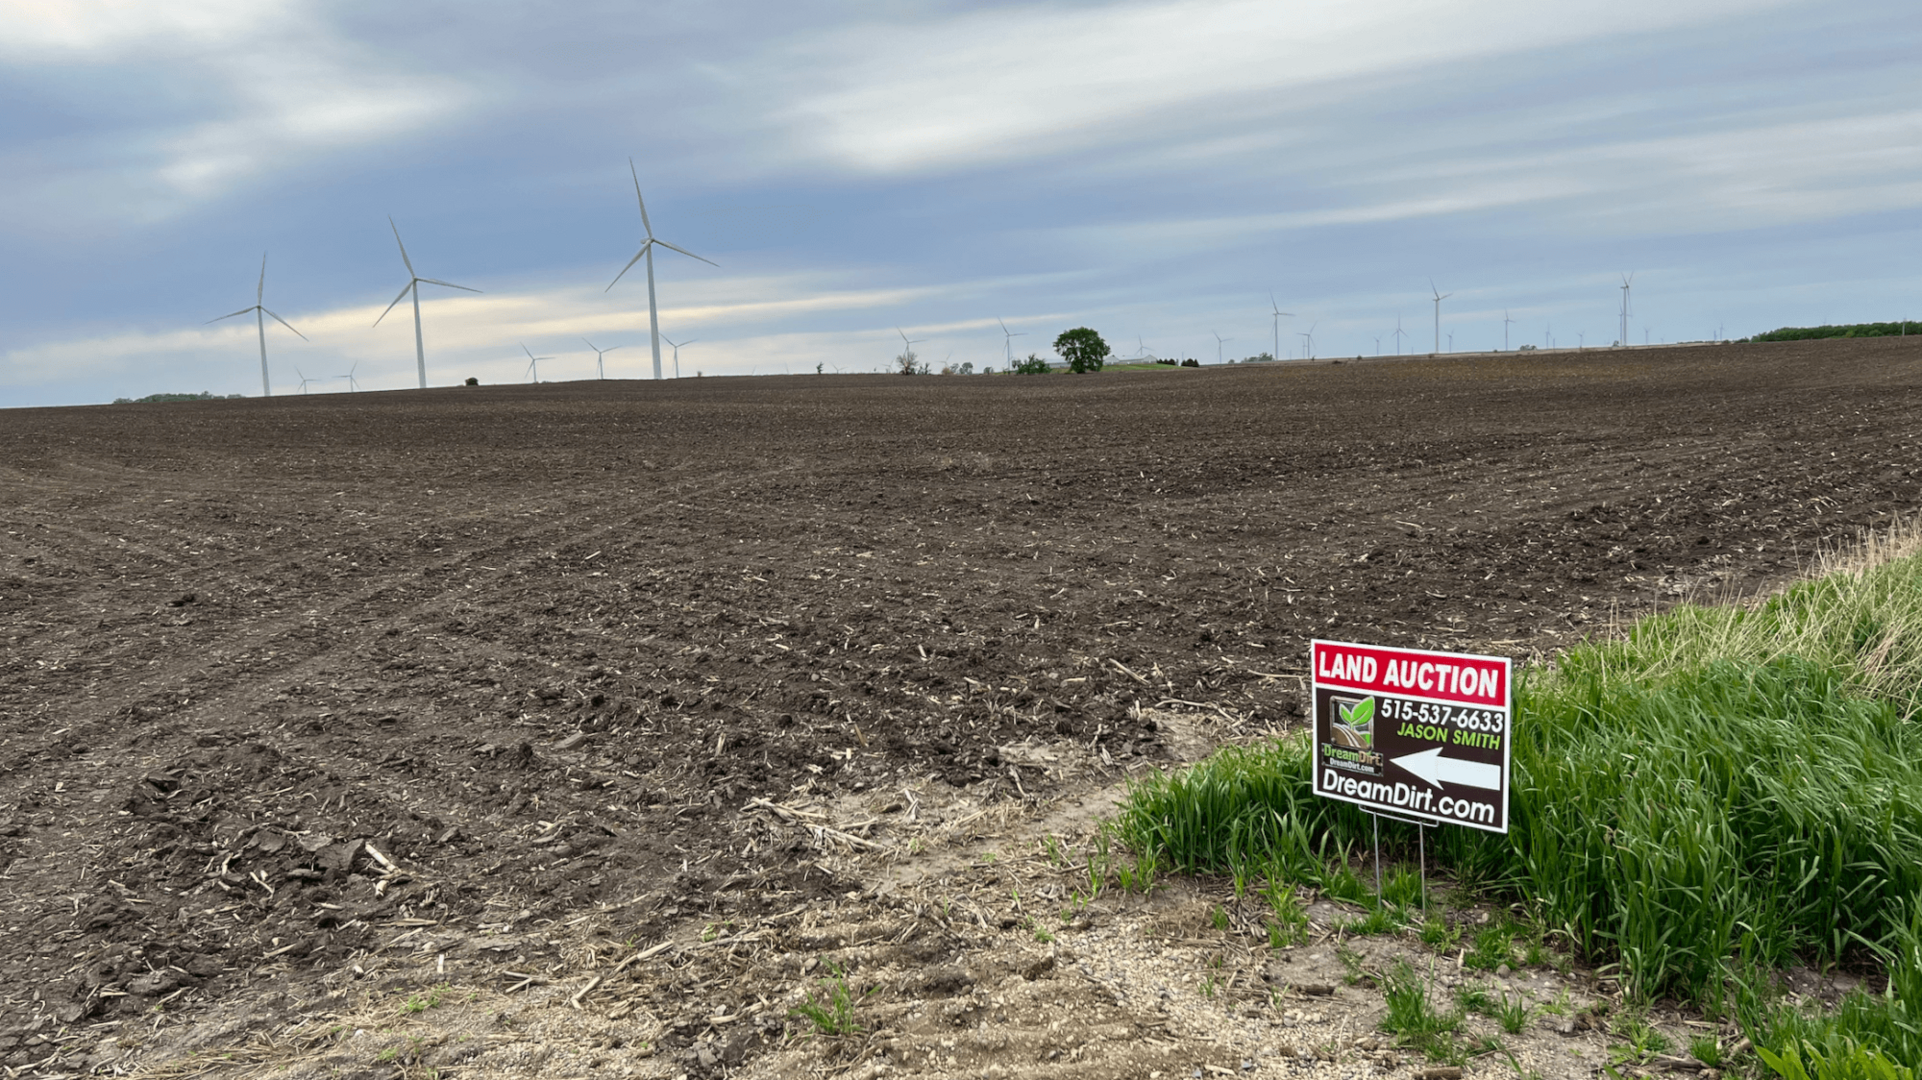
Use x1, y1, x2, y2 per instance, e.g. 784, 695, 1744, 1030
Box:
1, 0, 1916, 405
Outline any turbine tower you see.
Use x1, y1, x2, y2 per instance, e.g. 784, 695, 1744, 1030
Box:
1392, 314, 1407, 355
582, 338, 624, 380
662, 335, 695, 379
293, 366, 315, 394
1619, 272, 1635, 347
996, 318, 1024, 365
521, 343, 553, 383
336, 361, 361, 392
1502, 309, 1517, 351
1211, 331, 1231, 364
1429, 279, 1452, 354
1269, 294, 1294, 362
607, 159, 717, 381
375, 218, 480, 389
208, 253, 305, 397
1297, 322, 1318, 360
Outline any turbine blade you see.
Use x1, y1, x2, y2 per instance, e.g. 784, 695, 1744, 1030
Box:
389, 217, 415, 276
679, 340, 695, 347
654, 239, 717, 267
522, 343, 537, 360
207, 307, 256, 324
373, 281, 414, 327
629, 158, 654, 238
997, 317, 1010, 335
262, 308, 308, 340
582, 338, 599, 351
417, 278, 481, 293
606, 247, 647, 291
605, 345, 623, 353
258, 252, 268, 302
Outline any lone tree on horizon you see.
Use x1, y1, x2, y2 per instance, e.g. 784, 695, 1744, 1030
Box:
1054, 327, 1110, 373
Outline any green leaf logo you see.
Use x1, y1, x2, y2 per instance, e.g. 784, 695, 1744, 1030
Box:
1339, 697, 1375, 728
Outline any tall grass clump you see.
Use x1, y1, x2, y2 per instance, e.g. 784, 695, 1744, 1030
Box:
1112, 523, 1922, 1070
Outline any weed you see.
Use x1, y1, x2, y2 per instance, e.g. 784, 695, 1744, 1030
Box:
1335, 944, 1364, 986
1608, 1009, 1671, 1064
1379, 961, 1464, 1063
1262, 880, 1311, 946
1210, 905, 1230, 932
1419, 917, 1462, 950
1200, 973, 1218, 1000
1341, 905, 1402, 936
1466, 922, 1514, 971
789, 962, 870, 1038
1032, 925, 1054, 944
1689, 1035, 1723, 1068
1494, 992, 1532, 1035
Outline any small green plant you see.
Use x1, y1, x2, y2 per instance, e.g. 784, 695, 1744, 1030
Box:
789, 962, 869, 1038
1466, 921, 1515, 971
1032, 924, 1054, 944
1341, 905, 1401, 936
1689, 1035, 1723, 1068
1380, 961, 1465, 1063
1200, 973, 1219, 1000
1262, 880, 1311, 946
1419, 916, 1462, 949
1608, 1009, 1671, 1065
1494, 991, 1532, 1035
1210, 905, 1230, 932
1336, 944, 1365, 986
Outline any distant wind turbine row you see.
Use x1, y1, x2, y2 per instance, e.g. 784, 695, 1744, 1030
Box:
209, 159, 713, 395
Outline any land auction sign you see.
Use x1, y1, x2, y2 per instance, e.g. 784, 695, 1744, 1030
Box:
1311, 639, 1512, 834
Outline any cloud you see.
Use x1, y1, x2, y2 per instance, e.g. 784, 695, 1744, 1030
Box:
0, 0, 471, 224
765, 0, 1797, 175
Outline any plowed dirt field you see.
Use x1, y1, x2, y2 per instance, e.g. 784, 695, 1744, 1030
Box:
3, 337, 1919, 1079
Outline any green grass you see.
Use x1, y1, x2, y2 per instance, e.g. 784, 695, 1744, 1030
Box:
1380, 961, 1468, 1064
1109, 527, 1922, 1074
789, 962, 870, 1038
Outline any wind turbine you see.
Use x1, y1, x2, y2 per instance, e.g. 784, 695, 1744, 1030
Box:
336, 361, 361, 393
521, 343, 552, 384
293, 366, 316, 394
1429, 279, 1452, 354
997, 318, 1025, 365
1211, 331, 1231, 364
1392, 315, 1408, 355
208, 253, 305, 397
582, 337, 624, 380
1619, 272, 1634, 347
896, 327, 924, 370
1373, 335, 1383, 356
662, 335, 695, 378
1269, 294, 1294, 361
1297, 322, 1317, 359
375, 218, 480, 389
606, 159, 717, 381
1503, 310, 1517, 351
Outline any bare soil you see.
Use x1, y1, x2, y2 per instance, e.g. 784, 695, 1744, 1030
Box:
2, 337, 1919, 1078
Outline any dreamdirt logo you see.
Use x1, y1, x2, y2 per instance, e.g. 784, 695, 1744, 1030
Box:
1323, 693, 1383, 775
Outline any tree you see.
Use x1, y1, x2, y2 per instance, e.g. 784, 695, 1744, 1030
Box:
1053, 327, 1110, 373
1012, 353, 1051, 375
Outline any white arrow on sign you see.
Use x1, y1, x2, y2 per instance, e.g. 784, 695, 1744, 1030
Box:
1392, 747, 1502, 790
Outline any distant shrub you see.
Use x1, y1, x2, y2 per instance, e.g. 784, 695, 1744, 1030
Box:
1745, 322, 1919, 342
112, 391, 244, 404
1180, 358, 1200, 368
1012, 354, 1051, 375
896, 350, 929, 376
1053, 327, 1111, 374
465, 377, 480, 386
